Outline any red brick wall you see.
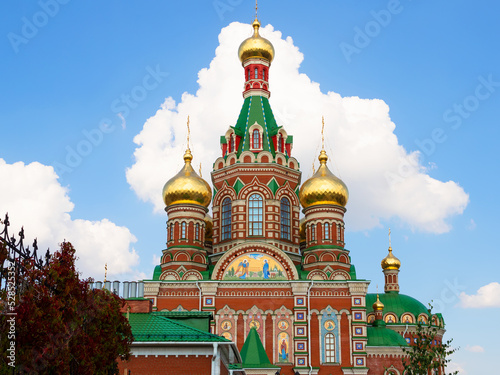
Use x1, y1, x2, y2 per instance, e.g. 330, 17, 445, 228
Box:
120, 299, 152, 313
117, 355, 212, 375
367, 354, 405, 375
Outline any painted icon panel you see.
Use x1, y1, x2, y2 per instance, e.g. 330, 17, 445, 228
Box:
223, 253, 287, 280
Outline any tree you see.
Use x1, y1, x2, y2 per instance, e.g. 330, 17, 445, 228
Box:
0, 242, 133, 374
402, 304, 459, 375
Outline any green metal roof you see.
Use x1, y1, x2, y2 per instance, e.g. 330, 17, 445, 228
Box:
228, 95, 286, 158
152, 264, 162, 280
240, 327, 279, 369
127, 313, 229, 343
367, 320, 408, 347
366, 293, 428, 319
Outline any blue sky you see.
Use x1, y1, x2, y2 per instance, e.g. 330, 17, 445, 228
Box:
1, 1, 499, 373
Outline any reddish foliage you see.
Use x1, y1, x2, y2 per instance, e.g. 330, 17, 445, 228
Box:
0, 242, 132, 374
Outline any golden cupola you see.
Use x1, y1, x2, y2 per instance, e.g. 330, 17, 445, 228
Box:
162, 148, 212, 208
299, 149, 349, 208
238, 18, 275, 63
381, 247, 401, 270
372, 294, 384, 311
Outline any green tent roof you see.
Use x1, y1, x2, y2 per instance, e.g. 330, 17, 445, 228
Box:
366, 293, 428, 319
127, 313, 229, 343
367, 320, 409, 347
240, 327, 280, 369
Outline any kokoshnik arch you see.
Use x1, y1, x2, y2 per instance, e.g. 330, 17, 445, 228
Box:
120, 13, 447, 375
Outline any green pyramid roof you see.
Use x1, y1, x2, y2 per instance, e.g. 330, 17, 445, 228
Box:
127, 313, 230, 343
240, 327, 280, 369
228, 95, 283, 158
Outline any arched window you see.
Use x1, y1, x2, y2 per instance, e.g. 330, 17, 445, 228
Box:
248, 194, 263, 236
221, 197, 232, 241
324, 223, 330, 240
311, 224, 316, 241
181, 222, 186, 239
254, 68, 258, 79
229, 134, 235, 153
280, 198, 291, 240
263, 69, 266, 81
324, 333, 335, 362
195, 223, 200, 240
337, 224, 341, 241
247, 69, 250, 81
253, 129, 260, 149
278, 134, 283, 153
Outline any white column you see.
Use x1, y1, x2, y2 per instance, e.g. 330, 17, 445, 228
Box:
318, 314, 323, 364
262, 315, 267, 348
348, 314, 352, 365
272, 315, 276, 363
243, 315, 248, 339
215, 315, 220, 335
336, 313, 342, 364
234, 315, 238, 344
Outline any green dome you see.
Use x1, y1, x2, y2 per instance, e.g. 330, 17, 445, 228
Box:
366, 293, 428, 320
367, 323, 408, 347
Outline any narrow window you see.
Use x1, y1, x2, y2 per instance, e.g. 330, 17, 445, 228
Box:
181, 222, 186, 239
230, 134, 235, 153
169, 223, 174, 241
311, 224, 316, 241
263, 69, 266, 81
195, 223, 200, 240
247, 69, 250, 81
324, 333, 335, 362
221, 197, 232, 241
254, 68, 258, 79
337, 224, 341, 241
324, 223, 330, 240
249, 194, 263, 236
253, 129, 260, 149
278, 134, 283, 153
280, 198, 291, 240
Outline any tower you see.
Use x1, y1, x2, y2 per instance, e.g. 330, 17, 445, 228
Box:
381, 238, 401, 293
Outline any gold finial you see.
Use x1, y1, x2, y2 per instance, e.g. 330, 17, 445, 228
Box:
312, 160, 315, 174
255, 0, 258, 20
199, 163, 202, 177
321, 116, 325, 151
104, 263, 107, 283
388, 228, 392, 249
186, 116, 191, 150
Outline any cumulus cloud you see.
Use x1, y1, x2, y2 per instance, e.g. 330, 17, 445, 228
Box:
0, 159, 139, 280
447, 362, 466, 374
126, 22, 469, 233
465, 345, 484, 353
459, 282, 500, 308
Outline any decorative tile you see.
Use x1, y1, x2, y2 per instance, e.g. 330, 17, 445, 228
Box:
354, 312, 362, 320
297, 298, 304, 305
355, 343, 363, 350
297, 312, 304, 320
297, 327, 305, 335
356, 358, 364, 366
354, 298, 361, 305
298, 358, 305, 365
355, 327, 362, 335
297, 343, 305, 350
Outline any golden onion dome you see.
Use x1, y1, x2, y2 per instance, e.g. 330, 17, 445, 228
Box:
299, 218, 306, 242
299, 150, 349, 208
381, 247, 401, 270
204, 214, 213, 241
162, 149, 212, 208
238, 18, 275, 63
373, 294, 384, 311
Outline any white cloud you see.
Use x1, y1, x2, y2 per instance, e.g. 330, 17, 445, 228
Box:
0, 159, 139, 280
126, 22, 469, 233
459, 282, 500, 308
465, 345, 484, 353
447, 362, 466, 374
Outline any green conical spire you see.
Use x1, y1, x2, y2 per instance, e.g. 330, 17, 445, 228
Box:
240, 327, 280, 369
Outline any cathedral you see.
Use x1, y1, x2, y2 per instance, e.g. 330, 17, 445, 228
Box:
119, 13, 446, 375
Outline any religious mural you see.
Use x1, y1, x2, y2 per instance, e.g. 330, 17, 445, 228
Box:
223, 253, 287, 280
277, 332, 289, 363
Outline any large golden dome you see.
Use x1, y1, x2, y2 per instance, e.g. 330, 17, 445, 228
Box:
381, 247, 401, 270
162, 149, 212, 208
299, 150, 349, 208
238, 18, 274, 63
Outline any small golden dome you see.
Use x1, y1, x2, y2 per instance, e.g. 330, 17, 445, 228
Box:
204, 214, 213, 241
299, 150, 349, 208
162, 149, 212, 207
381, 247, 401, 270
373, 294, 384, 311
238, 18, 275, 63
299, 218, 306, 242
